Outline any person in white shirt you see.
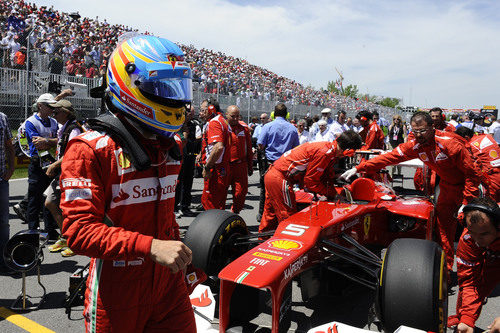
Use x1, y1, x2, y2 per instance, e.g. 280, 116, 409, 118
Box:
329, 110, 350, 139
310, 108, 334, 138
352, 118, 363, 133
488, 116, 500, 135
297, 119, 310, 145
449, 114, 460, 128
313, 120, 334, 142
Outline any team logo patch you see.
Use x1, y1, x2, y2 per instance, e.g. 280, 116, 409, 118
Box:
490, 150, 499, 159
435, 152, 448, 161
115, 148, 135, 175
268, 239, 302, 251
480, 137, 494, 150
418, 152, 429, 161
363, 215, 371, 236
65, 188, 92, 201
118, 151, 131, 169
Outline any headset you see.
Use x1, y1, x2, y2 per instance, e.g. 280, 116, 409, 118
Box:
463, 203, 500, 229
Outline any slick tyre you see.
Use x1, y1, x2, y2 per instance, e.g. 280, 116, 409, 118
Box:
377, 238, 447, 333
184, 209, 248, 276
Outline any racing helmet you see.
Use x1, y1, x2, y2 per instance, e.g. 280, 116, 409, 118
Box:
106, 34, 192, 137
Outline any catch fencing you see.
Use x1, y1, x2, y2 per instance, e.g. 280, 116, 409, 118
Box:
0, 65, 402, 130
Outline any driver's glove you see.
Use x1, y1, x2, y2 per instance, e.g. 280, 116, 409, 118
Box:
340, 167, 358, 181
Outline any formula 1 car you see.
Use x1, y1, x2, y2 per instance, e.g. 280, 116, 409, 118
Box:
184, 152, 447, 333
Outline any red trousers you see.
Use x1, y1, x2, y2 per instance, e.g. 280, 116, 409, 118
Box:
228, 161, 248, 214
201, 165, 228, 210
258, 166, 296, 233
84, 260, 195, 333
435, 182, 462, 272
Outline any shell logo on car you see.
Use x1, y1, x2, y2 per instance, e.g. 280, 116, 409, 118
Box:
268, 239, 303, 251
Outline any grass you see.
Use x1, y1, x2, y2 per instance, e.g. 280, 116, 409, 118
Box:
12, 167, 28, 179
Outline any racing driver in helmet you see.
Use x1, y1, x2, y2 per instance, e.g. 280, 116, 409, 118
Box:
60, 34, 196, 332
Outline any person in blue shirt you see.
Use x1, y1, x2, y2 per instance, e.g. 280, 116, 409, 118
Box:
24, 93, 59, 240
252, 113, 269, 140
256, 103, 299, 221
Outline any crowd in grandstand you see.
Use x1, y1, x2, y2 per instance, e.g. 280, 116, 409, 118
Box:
0, 0, 391, 112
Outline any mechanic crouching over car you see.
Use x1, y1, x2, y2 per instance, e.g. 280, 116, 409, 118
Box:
342, 111, 482, 275
259, 130, 363, 233
60, 35, 196, 332
447, 197, 500, 333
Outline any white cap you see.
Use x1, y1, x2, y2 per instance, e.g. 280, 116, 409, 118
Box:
317, 120, 328, 126
321, 108, 332, 114
36, 93, 57, 104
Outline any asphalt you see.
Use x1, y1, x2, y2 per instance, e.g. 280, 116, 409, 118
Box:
0, 171, 499, 333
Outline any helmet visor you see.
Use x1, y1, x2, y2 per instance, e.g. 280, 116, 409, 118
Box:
139, 77, 192, 104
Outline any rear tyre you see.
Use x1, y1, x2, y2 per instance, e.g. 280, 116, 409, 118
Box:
184, 209, 248, 276
377, 238, 447, 333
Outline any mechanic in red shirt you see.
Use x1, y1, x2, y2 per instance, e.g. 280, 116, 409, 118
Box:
60, 35, 195, 332
259, 130, 363, 233
430, 107, 456, 132
342, 111, 482, 273
447, 197, 500, 333
226, 105, 253, 214
356, 110, 385, 150
201, 100, 231, 210
456, 126, 500, 201
413, 108, 455, 193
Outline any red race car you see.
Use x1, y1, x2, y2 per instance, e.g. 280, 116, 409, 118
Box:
184, 152, 447, 333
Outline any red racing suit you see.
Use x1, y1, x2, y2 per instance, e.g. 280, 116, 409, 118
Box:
228, 121, 253, 214
412, 122, 455, 192
60, 129, 195, 333
449, 230, 500, 328
360, 122, 385, 150
356, 130, 481, 271
259, 141, 340, 233
201, 114, 231, 210
469, 134, 500, 201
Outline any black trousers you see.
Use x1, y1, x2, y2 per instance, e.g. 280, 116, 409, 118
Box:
26, 159, 57, 232
175, 154, 196, 211
257, 152, 273, 221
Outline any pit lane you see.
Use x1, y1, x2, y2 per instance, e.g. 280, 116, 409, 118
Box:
1, 172, 499, 333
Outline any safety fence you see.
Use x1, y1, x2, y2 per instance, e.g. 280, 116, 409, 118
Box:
0, 66, 401, 130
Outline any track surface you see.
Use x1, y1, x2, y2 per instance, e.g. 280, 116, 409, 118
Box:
1, 172, 499, 333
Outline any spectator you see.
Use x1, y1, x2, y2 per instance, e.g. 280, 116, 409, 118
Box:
388, 114, 406, 149
328, 110, 350, 139
12, 44, 25, 69
45, 99, 83, 257
313, 120, 334, 142
47, 51, 64, 74
24, 93, 59, 241
297, 119, 310, 145
0, 110, 15, 275
256, 103, 299, 221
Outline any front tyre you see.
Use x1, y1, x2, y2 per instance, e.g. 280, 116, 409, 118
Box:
377, 238, 447, 333
184, 209, 248, 276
